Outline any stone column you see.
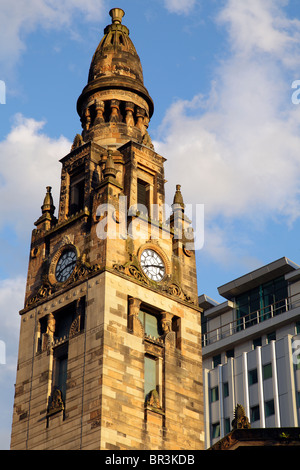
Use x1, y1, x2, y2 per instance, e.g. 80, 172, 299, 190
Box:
125, 102, 135, 127
110, 99, 120, 122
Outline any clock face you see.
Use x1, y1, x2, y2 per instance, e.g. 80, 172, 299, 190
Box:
55, 249, 77, 283
140, 249, 165, 282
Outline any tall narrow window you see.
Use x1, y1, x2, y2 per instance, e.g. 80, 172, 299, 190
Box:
137, 179, 149, 215
248, 368, 258, 385
263, 363, 272, 380
210, 386, 219, 403
265, 399, 275, 418
69, 171, 85, 216
212, 422, 220, 439
250, 405, 260, 423
144, 355, 157, 400
52, 343, 68, 402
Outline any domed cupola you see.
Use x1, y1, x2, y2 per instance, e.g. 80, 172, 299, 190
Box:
77, 8, 154, 149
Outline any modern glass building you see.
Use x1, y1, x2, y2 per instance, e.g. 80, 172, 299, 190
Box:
200, 257, 300, 448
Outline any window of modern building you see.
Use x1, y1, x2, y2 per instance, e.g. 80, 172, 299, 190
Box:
297, 391, 300, 407
253, 337, 262, 349
250, 405, 260, 423
267, 331, 276, 343
236, 276, 288, 331
210, 386, 219, 403
225, 348, 234, 360
212, 422, 220, 439
248, 368, 258, 385
223, 382, 229, 398
224, 417, 231, 435
296, 321, 300, 334
263, 363, 272, 380
265, 399, 275, 418
212, 354, 221, 368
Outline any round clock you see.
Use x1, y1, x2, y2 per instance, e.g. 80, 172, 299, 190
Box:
140, 249, 165, 282
55, 249, 77, 283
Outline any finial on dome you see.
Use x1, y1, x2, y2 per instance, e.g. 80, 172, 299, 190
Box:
109, 8, 125, 24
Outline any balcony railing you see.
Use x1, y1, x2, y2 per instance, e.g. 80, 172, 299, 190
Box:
202, 293, 300, 348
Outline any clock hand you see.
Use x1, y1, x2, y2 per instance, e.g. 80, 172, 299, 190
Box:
143, 264, 164, 268
57, 261, 76, 274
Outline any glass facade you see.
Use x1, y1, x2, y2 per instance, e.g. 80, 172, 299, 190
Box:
236, 276, 288, 330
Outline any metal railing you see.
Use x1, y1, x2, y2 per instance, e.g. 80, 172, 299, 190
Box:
202, 293, 300, 348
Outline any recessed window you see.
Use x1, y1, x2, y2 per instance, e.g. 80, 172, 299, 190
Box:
138, 310, 161, 338
144, 355, 157, 400
250, 405, 260, 423
223, 382, 229, 398
226, 349, 234, 360
52, 343, 68, 402
253, 337, 262, 349
265, 399, 275, 418
267, 331, 276, 343
263, 363, 272, 380
210, 386, 219, 403
297, 391, 300, 407
212, 422, 220, 439
137, 179, 150, 215
224, 417, 231, 435
249, 368, 258, 385
69, 171, 85, 216
213, 354, 221, 368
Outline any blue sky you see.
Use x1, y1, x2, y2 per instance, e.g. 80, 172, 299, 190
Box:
1, 0, 300, 449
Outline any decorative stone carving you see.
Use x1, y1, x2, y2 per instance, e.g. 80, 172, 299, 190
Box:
71, 134, 83, 151
160, 312, 172, 334
69, 316, 81, 339
128, 297, 144, 337
47, 388, 64, 416
160, 313, 176, 348
145, 389, 161, 409
25, 259, 101, 309
113, 262, 195, 305
231, 404, 251, 430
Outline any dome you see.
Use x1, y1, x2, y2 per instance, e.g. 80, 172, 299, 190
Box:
77, 8, 154, 121
88, 8, 144, 86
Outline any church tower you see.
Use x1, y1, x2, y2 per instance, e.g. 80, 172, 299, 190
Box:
10, 9, 204, 450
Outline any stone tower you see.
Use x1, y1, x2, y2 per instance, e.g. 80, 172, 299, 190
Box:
10, 9, 204, 450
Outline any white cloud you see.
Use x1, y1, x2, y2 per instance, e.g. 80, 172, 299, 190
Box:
0, 0, 107, 75
0, 275, 26, 450
155, 0, 300, 267
164, 0, 196, 15
0, 114, 70, 236
218, 0, 300, 67
0, 114, 71, 448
